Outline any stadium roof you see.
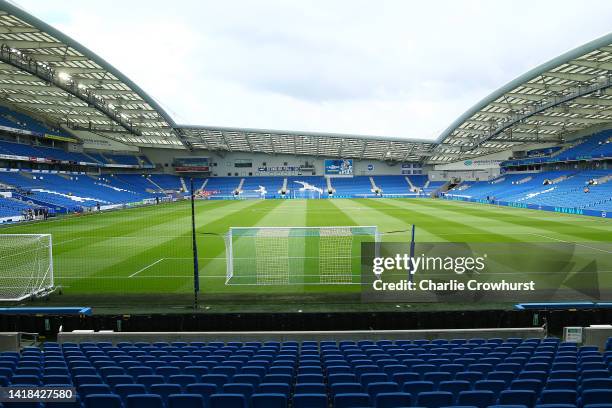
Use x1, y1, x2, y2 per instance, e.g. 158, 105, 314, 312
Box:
432, 32, 612, 163
0, 1, 610, 163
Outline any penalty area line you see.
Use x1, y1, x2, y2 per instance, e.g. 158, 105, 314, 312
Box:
129, 258, 165, 278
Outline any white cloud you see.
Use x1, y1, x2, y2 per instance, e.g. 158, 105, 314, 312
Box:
13, 0, 612, 139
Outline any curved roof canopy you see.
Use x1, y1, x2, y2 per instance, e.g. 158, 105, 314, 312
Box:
0, 1, 611, 163
0, 0, 182, 147
431, 32, 612, 163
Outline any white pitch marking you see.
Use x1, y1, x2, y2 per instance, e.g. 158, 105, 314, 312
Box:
129, 258, 165, 278
527, 233, 612, 254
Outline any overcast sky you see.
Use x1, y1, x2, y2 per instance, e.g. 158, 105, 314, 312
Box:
12, 0, 612, 140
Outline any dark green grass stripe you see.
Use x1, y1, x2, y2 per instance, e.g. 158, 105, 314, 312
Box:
306, 199, 357, 227
425, 199, 611, 241
355, 198, 523, 242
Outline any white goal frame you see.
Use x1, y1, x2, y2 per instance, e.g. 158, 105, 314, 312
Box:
225, 226, 379, 285
0, 234, 54, 301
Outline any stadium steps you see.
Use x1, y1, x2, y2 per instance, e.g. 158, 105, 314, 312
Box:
516, 175, 533, 185
326, 176, 334, 194
199, 179, 208, 192
180, 177, 187, 192
280, 177, 288, 194
405, 176, 415, 191
234, 178, 245, 194
369, 176, 379, 193
146, 177, 165, 192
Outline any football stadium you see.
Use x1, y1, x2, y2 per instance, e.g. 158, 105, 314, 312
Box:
0, 1, 611, 407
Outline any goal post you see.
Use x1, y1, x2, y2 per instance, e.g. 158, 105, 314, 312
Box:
225, 226, 379, 285
0, 234, 54, 301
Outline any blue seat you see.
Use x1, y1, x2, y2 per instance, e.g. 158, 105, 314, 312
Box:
200, 374, 229, 388
150, 383, 181, 405
136, 375, 164, 389
293, 393, 328, 408
545, 379, 577, 390
84, 394, 122, 408
127, 366, 154, 377
361, 373, 389, 387
510, 379, 543, 393
331, 382, 362, 396
498, 389, 537, 406
156, 366, 181, 379
168, 374, 197, 388
580, 390, 612, 407
416, 391, 454, 408
375, 392, 412, 408
251, 393, 287, 408
474, 379, 506, 394
167, 394, 205, 408
43, 375, 72, 385
580, 379, 612, 393
294, 383, 326, 394
222, 382, 255, 397
334, 392, 371, 408
105, 375, 134, 387
457, 390, 496, 408
73, 375, 102, 386
10, 375, 42, 385
423, 371, 452, 386
113, 384, 147, 402
209, 393, 247, 408
79, 384, 111, 397
257, 382, 290, 397
487, 371, 515, 385
538, 389, 577, 405
391, 372, 420, 384
367, 381, 399, 398
402, 380, 434, 395
455, 371, 484, 385
439, 380, 471, 398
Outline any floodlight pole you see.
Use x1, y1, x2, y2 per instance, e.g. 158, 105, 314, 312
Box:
190, 177, 200, 310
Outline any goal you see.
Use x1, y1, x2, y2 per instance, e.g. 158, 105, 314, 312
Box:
0, 234, 54, 301
225, 226, 379, 285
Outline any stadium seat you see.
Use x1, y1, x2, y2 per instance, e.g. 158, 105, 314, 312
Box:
538, 389, 577, 405
167, 394, 205, 408
209, 393, 248, 408
334, 392, 372, 408
457, 390, 496, 408
416, 391, 454, 408
251, 393, 288, 408
293, 393, 329, 408
579, 390, 612, 407
375, 392, 413, 408
498, 389, 537, 406
84, 394, 122, 408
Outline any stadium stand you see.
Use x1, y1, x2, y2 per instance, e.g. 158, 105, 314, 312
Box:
446, 169, 612, 212
0, 336, 609, 408
330, 176, 373, 196
374, 175, 411, 195
240, 177, 284, 197
0, 106, 66, 137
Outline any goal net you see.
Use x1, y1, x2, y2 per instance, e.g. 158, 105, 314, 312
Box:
0, 234, 54, 301
225, 226, 379, 285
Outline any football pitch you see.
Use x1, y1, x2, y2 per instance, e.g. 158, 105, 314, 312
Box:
1, 198, 610, 312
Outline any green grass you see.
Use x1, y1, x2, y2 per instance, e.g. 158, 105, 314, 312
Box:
1, 198, 610, 313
